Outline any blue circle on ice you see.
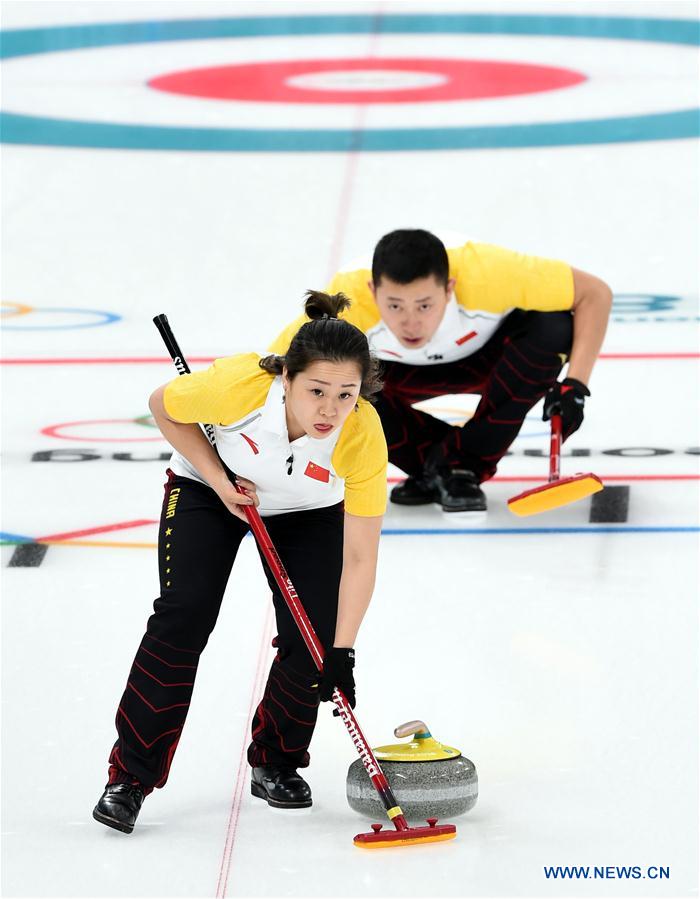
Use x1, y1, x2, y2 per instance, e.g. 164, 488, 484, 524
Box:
1, 307, 122, 330
1, 14, 698, 151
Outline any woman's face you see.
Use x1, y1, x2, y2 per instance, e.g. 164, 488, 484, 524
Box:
283, 359, 362, 441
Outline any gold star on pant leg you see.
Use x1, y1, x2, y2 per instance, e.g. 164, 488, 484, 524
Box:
163, 525, 173, 587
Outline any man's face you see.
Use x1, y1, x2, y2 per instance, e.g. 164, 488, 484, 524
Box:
370, 274, 455, 349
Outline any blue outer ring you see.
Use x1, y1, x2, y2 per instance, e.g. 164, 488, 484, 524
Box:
1, 307, 122, 330
1, 13, 698, 152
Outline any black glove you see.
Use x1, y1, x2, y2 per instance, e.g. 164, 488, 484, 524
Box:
319, 647, 356, 708
543, 377, 590, 439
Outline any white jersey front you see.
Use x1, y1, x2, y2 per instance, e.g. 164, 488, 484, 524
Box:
170, 376, 345, 516
365, 299, 508, 365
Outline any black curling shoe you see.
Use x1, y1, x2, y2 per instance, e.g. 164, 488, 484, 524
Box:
251, 766, 312, 809
433, 468, 487, 514
93, 783, 145, 834
390, 476, 438, 506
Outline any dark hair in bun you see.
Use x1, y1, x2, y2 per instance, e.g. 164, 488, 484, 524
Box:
303, 289, 351, 321
260, 290, 383, 400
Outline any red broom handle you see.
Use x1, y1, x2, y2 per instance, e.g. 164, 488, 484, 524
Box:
549, 413, 562, 482
236, 491, 409, 831
239, 496, 326, 669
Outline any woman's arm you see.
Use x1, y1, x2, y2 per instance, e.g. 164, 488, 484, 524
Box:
333, 512, 383, 647
149, 383, 258, 520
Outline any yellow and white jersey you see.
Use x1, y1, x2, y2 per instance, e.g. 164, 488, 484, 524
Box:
270, 241, 574, 366
163, 353, 387, 518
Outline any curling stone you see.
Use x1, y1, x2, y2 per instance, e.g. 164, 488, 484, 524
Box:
346, 720, 477, 822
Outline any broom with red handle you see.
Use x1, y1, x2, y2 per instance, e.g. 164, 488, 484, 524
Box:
153, 314, 456, 849
507, 413, 603, 516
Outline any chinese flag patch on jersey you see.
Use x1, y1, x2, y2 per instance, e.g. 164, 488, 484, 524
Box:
304, 461, 330, 483
455, 330, 478, 346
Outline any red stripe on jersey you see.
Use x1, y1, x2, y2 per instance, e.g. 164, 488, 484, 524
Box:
304, 461, 330, 483
456, 330, 478, 346
240, 433, 259, 454
378, 349, 403, 358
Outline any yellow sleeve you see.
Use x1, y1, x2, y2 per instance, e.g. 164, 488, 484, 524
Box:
325, 270, 382, 333
162, 353, 272, 425
268, 270, 381, 355
449, 242, 575, 314
332, 401, 388, 517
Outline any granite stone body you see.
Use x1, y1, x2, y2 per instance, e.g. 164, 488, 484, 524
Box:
346, 755, 478, 821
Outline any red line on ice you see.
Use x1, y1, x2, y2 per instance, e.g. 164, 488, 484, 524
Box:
0, 356, 216, 364
600, 352, 700, 359
388, 474, 700, 483
2, 353, 698, 365
216, 605, 274, 898
36, 518, 157, 542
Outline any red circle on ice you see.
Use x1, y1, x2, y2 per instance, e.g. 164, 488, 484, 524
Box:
148, 58, 586, 104
41, 419, 164, 443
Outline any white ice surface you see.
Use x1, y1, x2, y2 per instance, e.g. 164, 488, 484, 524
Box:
1, 2, 699, 897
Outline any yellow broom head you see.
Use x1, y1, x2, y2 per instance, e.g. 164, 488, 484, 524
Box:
508, 474, 604, 517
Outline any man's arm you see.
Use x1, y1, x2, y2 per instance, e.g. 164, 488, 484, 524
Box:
567, 267, 613, 386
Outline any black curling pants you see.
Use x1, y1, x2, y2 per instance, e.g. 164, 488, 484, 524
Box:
375, 310, 573, 483
107, 471, 344, 792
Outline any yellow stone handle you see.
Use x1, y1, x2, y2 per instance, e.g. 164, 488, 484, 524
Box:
393, 720, 430, 739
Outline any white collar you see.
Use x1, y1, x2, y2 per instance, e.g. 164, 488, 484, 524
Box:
428, 298, 462, 348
